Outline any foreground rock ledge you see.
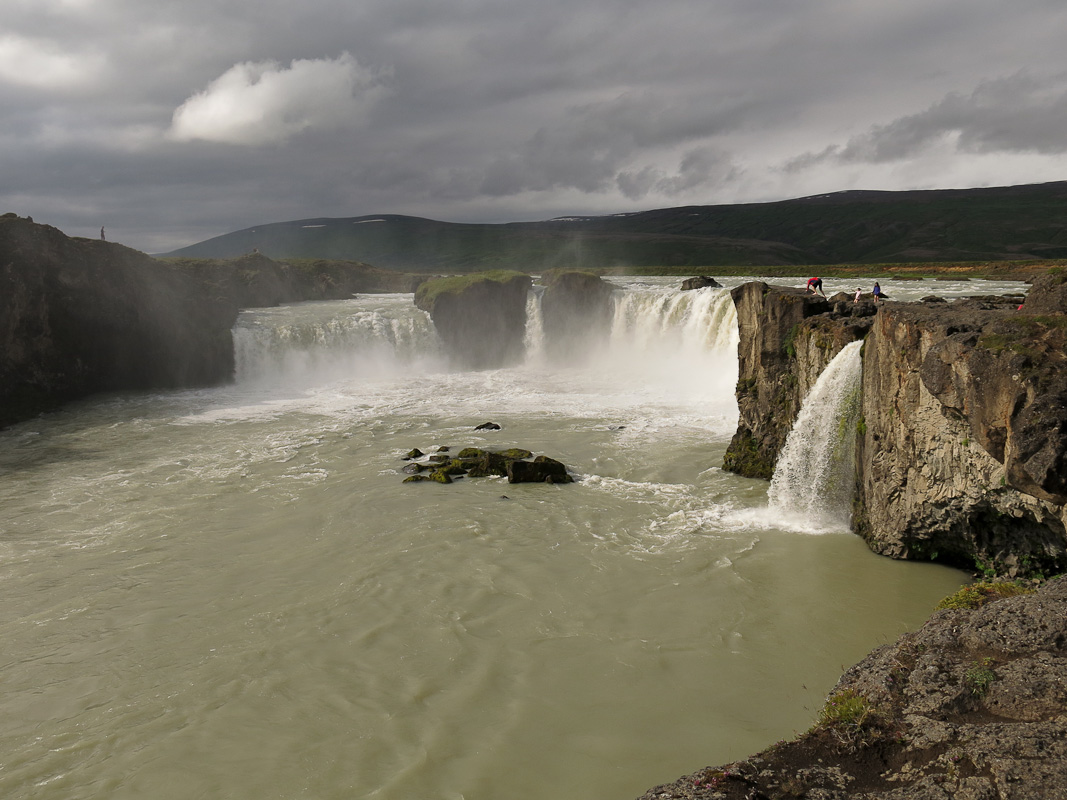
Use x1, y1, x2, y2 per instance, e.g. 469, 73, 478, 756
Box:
636, 575, 1067, 800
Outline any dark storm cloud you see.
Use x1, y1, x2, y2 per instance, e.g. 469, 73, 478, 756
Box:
3, 0, 1067, 252
786, 71, 1067, 174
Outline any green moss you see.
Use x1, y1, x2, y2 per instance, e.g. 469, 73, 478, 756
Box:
936, 581, 1033, 610
414, 270, 528, 309
783, 323, 800, 358
493, 448, 533, 459
964, 658, 997, 696
816, 690, 879, 730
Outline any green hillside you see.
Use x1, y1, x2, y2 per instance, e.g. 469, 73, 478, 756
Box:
160, 181, 1067, 272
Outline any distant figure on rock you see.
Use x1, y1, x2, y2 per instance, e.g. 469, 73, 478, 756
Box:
806, 276, 825, 296
873, 282, 885, 302
854, 287, 862, 303
100, 226, 105, 241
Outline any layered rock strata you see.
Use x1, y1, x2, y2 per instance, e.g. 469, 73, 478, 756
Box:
856, 288, 1067, 575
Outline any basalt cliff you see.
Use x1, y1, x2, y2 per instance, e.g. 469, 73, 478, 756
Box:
723, 276, 1067, 578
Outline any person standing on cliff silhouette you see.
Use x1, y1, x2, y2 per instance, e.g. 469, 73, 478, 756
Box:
806, 276, 825, 296
100, 226, 105, 241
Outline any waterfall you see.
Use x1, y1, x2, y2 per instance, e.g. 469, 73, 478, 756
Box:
591, 284, 740, 415
233, 296, 443, 385
767, 340, 864, 531
523, 286, 546, 363
608, 285, 739, 357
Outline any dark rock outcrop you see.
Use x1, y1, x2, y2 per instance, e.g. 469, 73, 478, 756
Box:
0, 214, 236, 427
680, 276, 722, 290
414, 271, 532, 369
0, 215, 425, 427
636, 576, 1067, 800
400, 445, 574, 484
538, 269, 616, 361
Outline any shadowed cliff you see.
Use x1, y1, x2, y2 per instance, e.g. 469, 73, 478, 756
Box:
0, 215, 422, 427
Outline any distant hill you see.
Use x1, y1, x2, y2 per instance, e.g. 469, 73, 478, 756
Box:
160, 181, 1067, 272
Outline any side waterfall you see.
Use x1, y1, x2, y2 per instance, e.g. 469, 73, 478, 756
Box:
767, 340, 864, 531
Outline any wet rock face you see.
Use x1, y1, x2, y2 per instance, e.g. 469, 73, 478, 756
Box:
680, 276, 722, 291
636, 577, 1067, 800
414, 271, 532, 369
538, 269, 615, 361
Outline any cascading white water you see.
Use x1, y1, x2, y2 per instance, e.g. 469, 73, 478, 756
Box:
609, 284, 739, 356
523, 286, 546, 363
233, 295, 443, 386
767, 340, 864, 532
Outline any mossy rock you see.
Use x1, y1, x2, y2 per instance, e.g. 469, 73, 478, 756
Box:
457, 447, 487, 459
414, 270, 529, 313
428, 469, 453, 484
494, 448, 533, 460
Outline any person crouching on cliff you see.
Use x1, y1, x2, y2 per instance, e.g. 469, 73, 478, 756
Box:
806, 276, 825, 296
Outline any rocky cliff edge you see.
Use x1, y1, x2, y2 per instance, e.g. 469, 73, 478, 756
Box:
637, 575, 1067, 800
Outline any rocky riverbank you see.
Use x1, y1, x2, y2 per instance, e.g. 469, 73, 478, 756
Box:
637, 575, 1067, 800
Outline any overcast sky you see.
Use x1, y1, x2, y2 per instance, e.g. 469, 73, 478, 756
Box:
5, 0, 1067, 253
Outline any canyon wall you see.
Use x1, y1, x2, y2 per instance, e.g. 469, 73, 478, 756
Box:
0, 214, 421, 428
724, 278, 1067, 577
0, 215, 237, 427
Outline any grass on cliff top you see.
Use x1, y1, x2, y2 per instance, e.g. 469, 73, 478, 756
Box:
937, 581, 1035, 610
414, 269, 528, 307
592, 259, 1066, 280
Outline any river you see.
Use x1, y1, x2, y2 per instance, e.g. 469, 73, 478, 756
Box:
0, 276, 1025, 799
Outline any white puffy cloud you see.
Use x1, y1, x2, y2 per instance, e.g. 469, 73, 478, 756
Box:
168, 52, 388, 145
